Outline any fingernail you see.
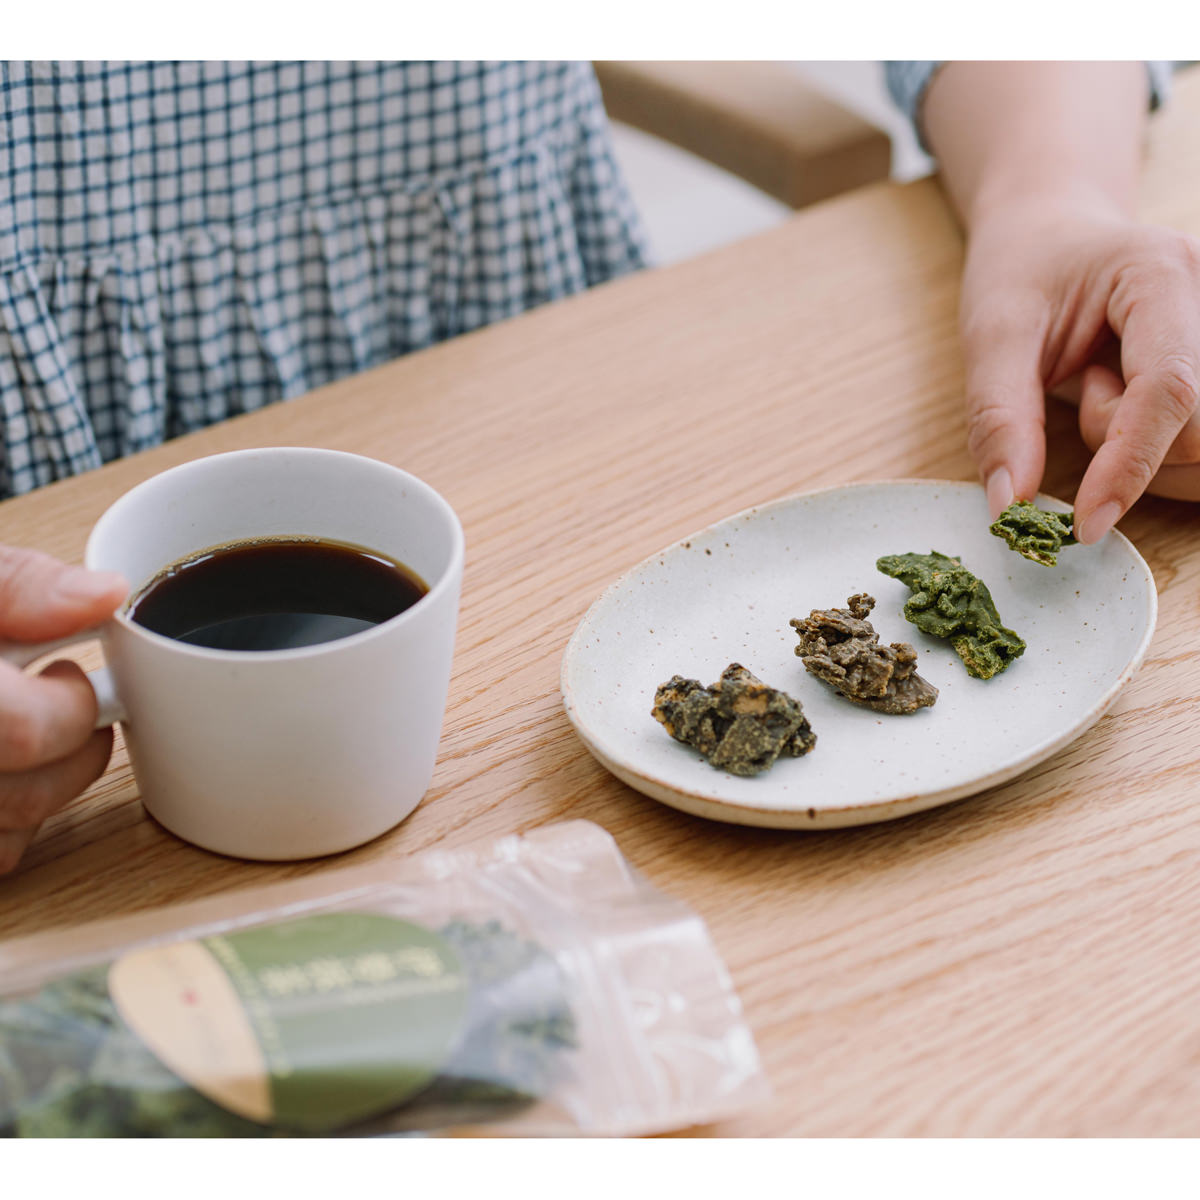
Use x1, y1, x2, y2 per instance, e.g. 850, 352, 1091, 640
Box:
986, 468, 1014, 518
1077, 501, 1122, 545
54, 567, 127, 603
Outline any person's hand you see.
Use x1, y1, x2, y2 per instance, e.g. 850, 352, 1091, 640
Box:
0, 547, 127, 875
918, 61, 1200, 535
958, 200, 1200, 540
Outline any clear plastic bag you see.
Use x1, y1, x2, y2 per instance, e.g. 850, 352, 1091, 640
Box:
0, 821, 767, 1137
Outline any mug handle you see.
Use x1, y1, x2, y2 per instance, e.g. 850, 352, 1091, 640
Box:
0, 626, 126, 728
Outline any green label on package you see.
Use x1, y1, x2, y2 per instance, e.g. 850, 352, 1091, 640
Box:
108, 913, 469, 1133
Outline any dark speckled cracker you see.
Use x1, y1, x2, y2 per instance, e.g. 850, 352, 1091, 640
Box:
652, 663, 816, 777
791, 593, 938, 714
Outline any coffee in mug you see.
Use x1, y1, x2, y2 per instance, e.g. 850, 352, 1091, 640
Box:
127, 537, 428, 652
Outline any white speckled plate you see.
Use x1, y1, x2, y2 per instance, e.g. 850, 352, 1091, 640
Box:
560, 479, 1157, 828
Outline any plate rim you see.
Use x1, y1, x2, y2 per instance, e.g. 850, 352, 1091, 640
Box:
560, 477, 1159, 828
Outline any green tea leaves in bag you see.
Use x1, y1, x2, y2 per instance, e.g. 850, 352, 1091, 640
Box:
1, 917, 574, 1138
0, 820, 766, 1138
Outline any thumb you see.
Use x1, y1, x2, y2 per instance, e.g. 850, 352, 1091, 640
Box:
0, 546, 128, 643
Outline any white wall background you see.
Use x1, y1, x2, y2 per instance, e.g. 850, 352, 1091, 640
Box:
609, 61, 933, 266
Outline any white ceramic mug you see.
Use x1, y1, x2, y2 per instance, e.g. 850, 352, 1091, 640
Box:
3, 448, 464, 861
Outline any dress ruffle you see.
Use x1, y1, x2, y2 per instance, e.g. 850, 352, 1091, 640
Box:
0, 61, 647, 496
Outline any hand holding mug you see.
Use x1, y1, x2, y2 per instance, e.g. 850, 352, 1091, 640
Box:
0, 548, 127, 874
1, 449, 464, 869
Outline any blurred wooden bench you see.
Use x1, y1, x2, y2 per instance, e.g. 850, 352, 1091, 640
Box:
594, 61, 893, 210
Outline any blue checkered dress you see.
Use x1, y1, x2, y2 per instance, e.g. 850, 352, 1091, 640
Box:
0, 61, 648, 497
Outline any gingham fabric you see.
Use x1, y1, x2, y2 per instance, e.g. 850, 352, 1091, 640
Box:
885, 60, 1175, 153
0, 61, 648, 497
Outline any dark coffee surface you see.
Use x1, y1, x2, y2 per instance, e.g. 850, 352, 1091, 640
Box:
128, 538, 427, 651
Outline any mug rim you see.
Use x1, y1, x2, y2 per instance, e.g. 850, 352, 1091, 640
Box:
85, 447, 465, 663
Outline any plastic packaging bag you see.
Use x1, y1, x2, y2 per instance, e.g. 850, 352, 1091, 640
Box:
0, 821, 767, 1137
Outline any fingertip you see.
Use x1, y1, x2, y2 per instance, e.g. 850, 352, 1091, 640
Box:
76, 724, 116, 789
0, 548, 127, 642
30, 658, 103, 751
0, 829, 35, 875
985, 467, 1014, 519
53, 566, 128, 605
50, 567, 128, 626
1075, 500, 1123, 545
984, 456, 1044, 519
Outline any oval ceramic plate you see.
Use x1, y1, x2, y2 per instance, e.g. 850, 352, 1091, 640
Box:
561, 480, 1157, 828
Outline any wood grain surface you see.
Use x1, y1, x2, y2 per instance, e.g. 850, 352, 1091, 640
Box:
2, 70, 1200, 1138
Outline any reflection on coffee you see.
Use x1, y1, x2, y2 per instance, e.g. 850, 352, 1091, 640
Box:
127, 537, 428, 651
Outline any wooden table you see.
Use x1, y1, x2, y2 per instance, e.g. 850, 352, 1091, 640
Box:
4, 71, 1200, 1138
